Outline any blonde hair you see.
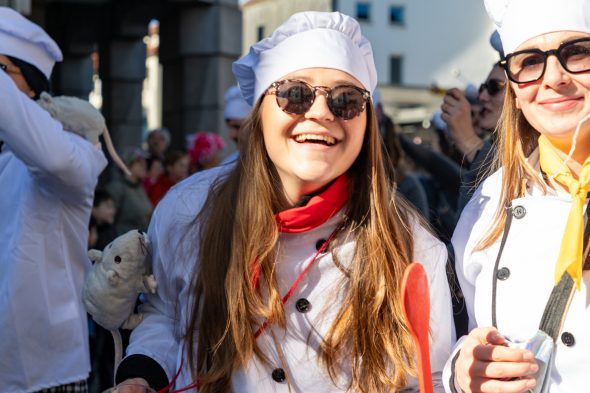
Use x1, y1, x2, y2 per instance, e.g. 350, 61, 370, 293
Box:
477, 87, 546, 250
187, 98, 418, 392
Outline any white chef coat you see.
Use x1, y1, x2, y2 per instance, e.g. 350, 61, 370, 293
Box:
125, 164, 455, 392
444, 149, 590, 392
0, 71, 107, 392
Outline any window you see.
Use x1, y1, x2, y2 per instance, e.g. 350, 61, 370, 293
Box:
390, 56, 403, 85
356, 2, 371, 21
389, 6, 405, 25
257, 25, 265, 41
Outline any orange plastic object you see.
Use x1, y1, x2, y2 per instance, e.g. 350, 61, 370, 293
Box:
401, 262, 433, 393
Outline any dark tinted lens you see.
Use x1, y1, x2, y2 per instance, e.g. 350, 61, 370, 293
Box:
275, 81, 314, 115
507, 51, 546, 82
487, 79, 505, 95
328, 86, 366, 120
561, 39, 590, 73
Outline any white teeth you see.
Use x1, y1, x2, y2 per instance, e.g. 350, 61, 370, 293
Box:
294, 133, 336, 145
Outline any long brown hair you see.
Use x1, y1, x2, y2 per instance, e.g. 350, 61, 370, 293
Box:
187, 97, 418, 392
477, 87, 545, 250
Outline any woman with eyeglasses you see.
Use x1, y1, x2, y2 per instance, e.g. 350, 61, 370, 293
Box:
114, 11, 454, 393
445, 0, 590, 392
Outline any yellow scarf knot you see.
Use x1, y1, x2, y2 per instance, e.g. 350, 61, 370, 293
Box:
538, 135, 590, 290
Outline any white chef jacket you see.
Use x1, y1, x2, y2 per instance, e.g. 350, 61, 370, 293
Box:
444, 149, 590, 392
0, 71, 107, 392
125, 164, 455, 392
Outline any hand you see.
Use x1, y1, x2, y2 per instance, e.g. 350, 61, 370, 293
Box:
441, 89, 482, 160
37, 92, 105, 144
110, 378, 153, 393
455, 327, 538, 393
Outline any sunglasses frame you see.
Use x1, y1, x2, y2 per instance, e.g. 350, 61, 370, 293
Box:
266, 79, 371, 120
478, 79, 506, 96
500, 37, 590, 84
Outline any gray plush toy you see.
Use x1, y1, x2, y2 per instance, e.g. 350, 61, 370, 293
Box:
83, 229, 157, 372
37, 92, 132, 176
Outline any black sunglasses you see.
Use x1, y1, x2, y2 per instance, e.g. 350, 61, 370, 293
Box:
266, 79, 370, 120
500, 37, 590, 84
478, 79, 506, 96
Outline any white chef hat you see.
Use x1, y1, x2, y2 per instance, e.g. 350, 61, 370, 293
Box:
224, 85, 252, 120
232, 11, 377, 106
484, 0, 590, 55
0, 7, 62, 78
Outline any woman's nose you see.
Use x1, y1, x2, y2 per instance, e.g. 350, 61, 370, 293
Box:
304, 90, 335, 121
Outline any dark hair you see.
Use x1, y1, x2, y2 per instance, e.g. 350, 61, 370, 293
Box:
164, 150, 188, 167
93, 189, 114, 208
7, 56, 50, 99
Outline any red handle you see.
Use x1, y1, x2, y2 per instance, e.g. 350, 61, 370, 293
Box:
401, 262, 433, 393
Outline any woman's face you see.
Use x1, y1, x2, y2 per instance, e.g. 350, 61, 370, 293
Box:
260, 68, 367, 204
511, 31, 590, 154
0, 54, 34, 98
478, 64, 506, 131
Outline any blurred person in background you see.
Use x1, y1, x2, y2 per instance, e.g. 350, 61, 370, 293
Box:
145, 127, 170, 161
221, 85, 252, 164
0, 7, 107, 392
88, 189, 118, 251
374, 88, 430, 220
187, 131, 225, 172
106, 147, 153, 234
441, 31, 506, 212
146, 150, 190, 206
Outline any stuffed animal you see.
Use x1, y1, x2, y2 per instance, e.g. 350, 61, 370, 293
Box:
37, 92, 132, 176
84, 229, 157, 330
83, 229, 157, 372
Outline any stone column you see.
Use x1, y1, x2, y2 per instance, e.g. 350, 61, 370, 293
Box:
160, 0, 242, 151
100, 36, 147, 151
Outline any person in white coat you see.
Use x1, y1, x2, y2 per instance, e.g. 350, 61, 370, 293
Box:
0, 7, 107, 393
114, 11, 455, 393
445, 0, 590, 392
220, 85, 252, 165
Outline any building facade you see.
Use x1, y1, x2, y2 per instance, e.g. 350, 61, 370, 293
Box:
241, 0, 498, 124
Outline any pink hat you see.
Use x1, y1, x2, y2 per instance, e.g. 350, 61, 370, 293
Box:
188, 132, 225, 166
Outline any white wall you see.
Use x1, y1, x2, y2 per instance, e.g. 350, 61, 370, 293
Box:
242, 0, 332, 55
337, 0, 498, 88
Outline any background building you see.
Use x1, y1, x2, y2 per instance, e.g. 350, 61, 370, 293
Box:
241, 0, 497, 125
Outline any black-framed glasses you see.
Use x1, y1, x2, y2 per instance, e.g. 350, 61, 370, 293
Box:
479, 79, 506, 96
266, 79, 370, 120
500, 37, 590, 84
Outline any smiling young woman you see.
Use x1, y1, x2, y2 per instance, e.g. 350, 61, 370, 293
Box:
114, 11, 455, 393
447, 1, 590, 392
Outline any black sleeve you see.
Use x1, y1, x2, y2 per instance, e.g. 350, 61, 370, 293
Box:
115, 354, 170, 391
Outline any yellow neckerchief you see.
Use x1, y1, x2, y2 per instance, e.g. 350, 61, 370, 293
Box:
538, 134, 590, 290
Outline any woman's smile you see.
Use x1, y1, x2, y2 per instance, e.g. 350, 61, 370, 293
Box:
538, 95, 584, 112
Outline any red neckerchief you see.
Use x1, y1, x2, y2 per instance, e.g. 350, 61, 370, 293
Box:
251, 174, 349, 288
275, 174, 349, 233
